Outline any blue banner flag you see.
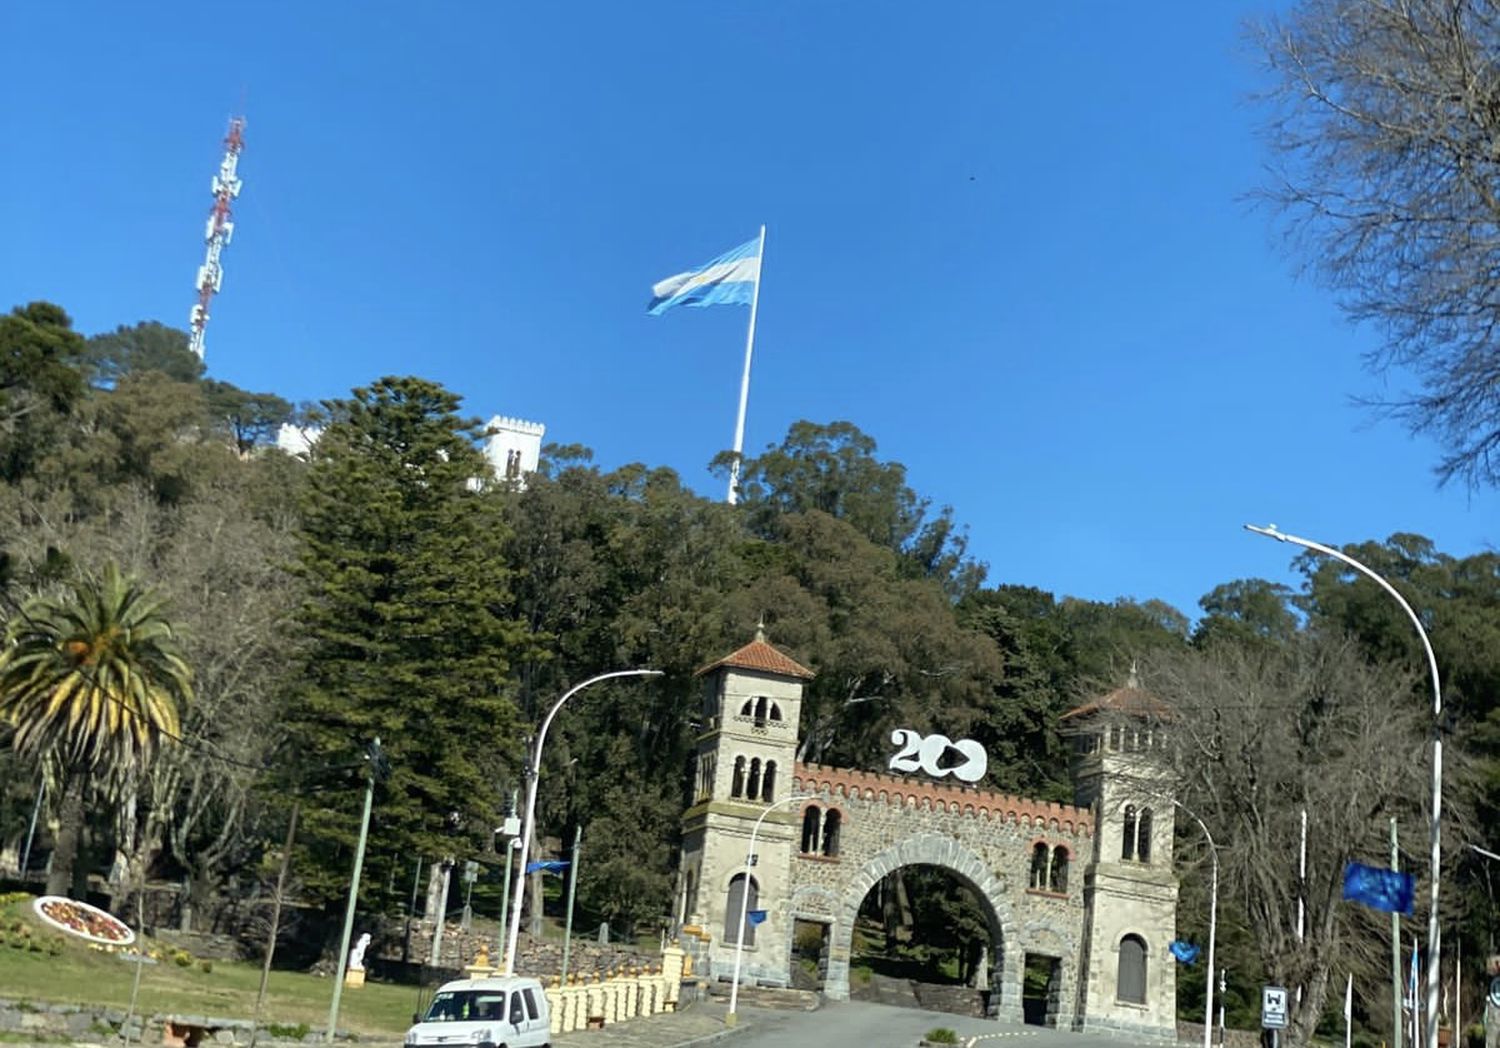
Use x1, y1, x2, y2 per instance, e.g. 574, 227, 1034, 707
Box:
525, 860, 570, 875
647, 237, 761, 315
746, 909, 768, 926
1342, 861, 1415, 915
1169, 941, 1201, 964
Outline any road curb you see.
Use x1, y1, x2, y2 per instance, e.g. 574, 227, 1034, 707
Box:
669, 1019, 758, 1048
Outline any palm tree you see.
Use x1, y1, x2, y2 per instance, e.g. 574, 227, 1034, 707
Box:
0, 562, 191, 896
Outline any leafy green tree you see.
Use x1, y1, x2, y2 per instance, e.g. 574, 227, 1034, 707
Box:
202, 380, 293, 455
286, 376, 529, 903
0, 302, 86, 484
736, 510, 1000, 769
722, 420, 985, 598
80, 322, 204, 386
0, 562, 191, 896
1193, 578, 1298, 649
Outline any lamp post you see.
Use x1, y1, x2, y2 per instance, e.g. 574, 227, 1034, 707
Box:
326, 738, 384, 1043
1174, 800, 1218, 1048
727, 792, 808, 1023
1245, 524, 1444, 1048
501, 669, 663, 977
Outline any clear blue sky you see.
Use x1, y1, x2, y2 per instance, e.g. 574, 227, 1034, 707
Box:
3, 2, 1493, 620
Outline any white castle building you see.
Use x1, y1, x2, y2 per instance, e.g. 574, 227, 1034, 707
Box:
274, 414, 546, 486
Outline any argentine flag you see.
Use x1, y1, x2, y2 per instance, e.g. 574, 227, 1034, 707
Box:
647, 236, 761, 315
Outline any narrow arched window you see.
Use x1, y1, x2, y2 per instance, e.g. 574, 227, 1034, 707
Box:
747, 757, 762, 800
740, 699, 753, 717
801, 806, 822, 853
753, 696, 768, 727
725, 874, 759, 945
1122, 805, 1137, 861
1050, 846, 1069, 892
731, 756, 745, 798
1137, 809, 1153, 864
762, 760, 777, 802
1030, 842, 1049, 890
1117, 934, 1147, 1003
822, 809, 842, 856
770, 703, 782, 722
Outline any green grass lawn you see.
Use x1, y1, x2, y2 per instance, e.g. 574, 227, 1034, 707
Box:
0, 896, 419, 1038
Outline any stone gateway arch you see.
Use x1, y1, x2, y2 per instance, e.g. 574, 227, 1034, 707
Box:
674, 632, 1181, 1038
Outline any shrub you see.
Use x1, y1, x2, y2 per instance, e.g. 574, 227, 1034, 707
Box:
793, 924, 825, 956
172, 949, 193, 967
267, 1023, 310, 1040
924, 1029, 958, 1045
198, 959, 213, 973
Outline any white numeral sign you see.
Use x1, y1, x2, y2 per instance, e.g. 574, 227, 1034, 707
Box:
888, 729, 987, 783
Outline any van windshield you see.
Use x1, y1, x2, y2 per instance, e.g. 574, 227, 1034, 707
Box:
423, 991, 506, 1023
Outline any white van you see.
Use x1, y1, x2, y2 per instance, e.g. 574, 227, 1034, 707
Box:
404, 976, 551, 1048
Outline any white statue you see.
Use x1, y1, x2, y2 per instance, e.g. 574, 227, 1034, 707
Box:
349, 932, 371, 972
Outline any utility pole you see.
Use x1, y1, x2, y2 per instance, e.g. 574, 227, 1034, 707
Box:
325, 739, 385, 1043
1393, 818, 1403, 1048
560, 826, 582, 985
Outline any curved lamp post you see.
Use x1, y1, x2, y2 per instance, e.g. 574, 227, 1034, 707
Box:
1245, 524, 1443, 1048
727, 792, 809, 1023
1174, 800, 1218, 1048
501, 669, 664, 977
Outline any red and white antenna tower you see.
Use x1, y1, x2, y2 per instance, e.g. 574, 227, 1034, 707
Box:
188, 117, 246, 360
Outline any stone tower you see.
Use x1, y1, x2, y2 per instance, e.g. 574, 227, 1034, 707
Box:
675, 627, 814, 984
1062, 668, 1179, 1038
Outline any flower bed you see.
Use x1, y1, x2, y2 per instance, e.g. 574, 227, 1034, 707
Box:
32, 896, 135, 946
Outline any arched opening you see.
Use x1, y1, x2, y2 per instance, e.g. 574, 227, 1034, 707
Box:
1029, 842, 1049, 889
725, 874, 759, 945
801, 806, 822, 853
770, 702, 783, 722
1049, 846, 1068, 892
753, 696, 768, 727
821, 809, 841, 856
1122, 804, 1138, 861
762, 760, 777, 802
1137, 809, 1153, 863
848, 863, 999, 1016
747, 757, 762, 800
1116, 934, 1147, 1003
731, 756, 745, 799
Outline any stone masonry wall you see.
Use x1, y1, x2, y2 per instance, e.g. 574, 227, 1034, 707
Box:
788, 763, 1095, 1023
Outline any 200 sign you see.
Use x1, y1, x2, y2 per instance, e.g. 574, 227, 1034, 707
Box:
887, 728, 988, 783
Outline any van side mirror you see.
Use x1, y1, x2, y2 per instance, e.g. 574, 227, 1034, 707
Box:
411, 1013, 420, 1025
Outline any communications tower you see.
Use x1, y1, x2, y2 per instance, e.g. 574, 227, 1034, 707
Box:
188, 117, 246, 360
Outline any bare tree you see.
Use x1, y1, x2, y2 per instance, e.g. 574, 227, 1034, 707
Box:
1141, 634, 1474, 1047
1258, 0, 1500, 485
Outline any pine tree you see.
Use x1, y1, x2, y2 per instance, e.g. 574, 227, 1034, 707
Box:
286, 377, 528, 903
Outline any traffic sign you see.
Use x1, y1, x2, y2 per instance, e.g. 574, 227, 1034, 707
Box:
1262, 986, 1290, 1030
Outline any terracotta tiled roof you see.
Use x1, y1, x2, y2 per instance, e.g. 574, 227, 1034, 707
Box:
695, 635, 815, 680
1059, 685, 1173, 722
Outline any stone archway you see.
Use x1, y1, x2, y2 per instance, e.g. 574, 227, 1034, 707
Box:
822, 833, 1023, 1021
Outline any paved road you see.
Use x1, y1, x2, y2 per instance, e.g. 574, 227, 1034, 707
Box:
730, 1000, 1168, 1048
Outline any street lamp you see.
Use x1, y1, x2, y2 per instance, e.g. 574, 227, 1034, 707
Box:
501, 669, 664, 977
1245, 524, 1444, 1048
727, 792, 809, 1023
1174, 800, 1218, 1048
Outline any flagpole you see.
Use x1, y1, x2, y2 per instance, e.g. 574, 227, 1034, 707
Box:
726, 224, 766, 505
